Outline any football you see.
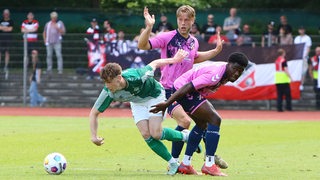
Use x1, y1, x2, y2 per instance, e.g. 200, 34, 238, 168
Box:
43, 152, 67, 175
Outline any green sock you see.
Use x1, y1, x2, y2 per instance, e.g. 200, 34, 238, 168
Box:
145, 137, 172, 161
160, 128, 183, 141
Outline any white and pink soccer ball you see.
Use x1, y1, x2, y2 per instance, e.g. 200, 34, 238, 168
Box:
43, 152, 67, 175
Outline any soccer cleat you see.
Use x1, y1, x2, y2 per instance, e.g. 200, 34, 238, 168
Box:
214, 155, 228, 169
181, 129, 190, 142
167, 162, 179, 175
201, 164, 227, 176
178, 163, 199, 175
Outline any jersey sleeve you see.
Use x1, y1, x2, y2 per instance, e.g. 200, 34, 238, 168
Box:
149, 31, 169, 49
135, 65, 154, 83
191, 69, 224, 90
93, 87, 114, 113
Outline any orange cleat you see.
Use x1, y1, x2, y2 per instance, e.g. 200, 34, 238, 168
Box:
201, 164, 227, 176
178, 163, 199, 175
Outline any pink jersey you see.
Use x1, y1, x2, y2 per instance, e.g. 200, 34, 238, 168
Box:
174, 62, 227, 96
149, 30, 199, 89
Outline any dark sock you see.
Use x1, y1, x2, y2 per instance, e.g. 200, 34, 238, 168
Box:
171, 125, 185, 158
205, 124, 220, 156
202, 129, 207, 144
185, 125, 205, 156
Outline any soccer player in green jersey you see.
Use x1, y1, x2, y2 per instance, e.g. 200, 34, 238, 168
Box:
89, 49, 189, 175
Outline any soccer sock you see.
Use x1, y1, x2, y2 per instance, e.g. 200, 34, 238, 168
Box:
185, 125, 205, 156
205, 124, 220, 156
161, 128, 183, 141
145, 137, 172, 162
205, 155, 215, 167
202, 129, 207, 144
168, 157, 177, 164
171, 125, 185, 158
182, 155, 192, 166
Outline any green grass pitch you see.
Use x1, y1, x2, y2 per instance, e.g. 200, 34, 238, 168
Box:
0, 116, 319, 179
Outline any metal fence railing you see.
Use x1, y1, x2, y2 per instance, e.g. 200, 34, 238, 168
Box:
2, 33, 320, 71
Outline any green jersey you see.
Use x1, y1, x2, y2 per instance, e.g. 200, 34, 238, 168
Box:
93, 65, 164, 112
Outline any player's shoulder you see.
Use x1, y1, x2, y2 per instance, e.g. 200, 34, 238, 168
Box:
154, 30, 177, 38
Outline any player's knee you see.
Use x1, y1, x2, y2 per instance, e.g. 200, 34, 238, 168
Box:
150, 130, 162, 140
140, 131, 151, 139
173, 115, 191, 129
196, 121, 208, 130
208, 116, 222, 127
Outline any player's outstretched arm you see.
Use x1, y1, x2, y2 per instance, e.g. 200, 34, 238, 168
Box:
194, 31, 224, 64
150, 82, 195, 113
89, 108, 104, 146
137, 7, 155, 50
148, 49, 188, 70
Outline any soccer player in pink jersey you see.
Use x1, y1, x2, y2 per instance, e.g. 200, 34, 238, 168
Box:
138, 5, 227, 169
150, 52, 249, 176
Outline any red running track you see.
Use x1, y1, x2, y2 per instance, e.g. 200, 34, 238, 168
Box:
0, 107, 319, 121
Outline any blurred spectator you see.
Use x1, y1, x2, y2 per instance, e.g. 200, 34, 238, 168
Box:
190, 23, 203, 42
294, 26, 312, 91
223, 7, 241, 45
0, 9, 13, 80
29, 50, 46, 107
201, 14, 217, 42
86, 18, 100, 42
103, 20, 117, 43
132, 28, 153, 54
43, 11, 66, 74
153, 14, 174, 34
278, 26, 293, 45
115, 30, 130, 55
130, 56, 145, 69
103, 20, 117, 54
21, 12, 39, 56
236, 24, 254, 47
208, 25, 231, 46
277, 15, 293, 35
261, 21, 278, 47
308, 46, 320, 110
274, 48, 292, 112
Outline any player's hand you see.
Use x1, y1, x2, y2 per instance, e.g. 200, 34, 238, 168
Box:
143, 7, 155, 28
173, 49, 189, 63
215, 30, 224, 52
91, 136, 104, 146
150, 102, 168, 113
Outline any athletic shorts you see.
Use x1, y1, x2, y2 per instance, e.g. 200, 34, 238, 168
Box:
165, 88, 181, 117
0, 35, 13, 52
170, 87, 207, 115
130, 89, 165, 124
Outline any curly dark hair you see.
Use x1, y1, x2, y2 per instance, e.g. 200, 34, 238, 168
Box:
100, 63, 122, 83
228, 52, 249, 68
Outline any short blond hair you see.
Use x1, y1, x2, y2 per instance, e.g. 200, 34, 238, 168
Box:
176, 5, 195, 20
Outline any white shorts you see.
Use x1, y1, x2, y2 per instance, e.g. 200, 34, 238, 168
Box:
130, 90, 166, 124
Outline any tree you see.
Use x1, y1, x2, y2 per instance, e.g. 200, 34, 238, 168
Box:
100, 0, 227, 13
